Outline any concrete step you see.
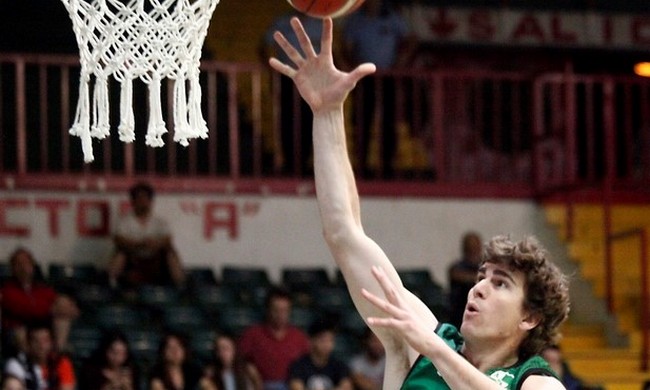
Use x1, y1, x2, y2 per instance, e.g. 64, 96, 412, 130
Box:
604, 380, 650, 390
575, 368, 650, 387
560, 323, 608, 350
570, 356, 641, 373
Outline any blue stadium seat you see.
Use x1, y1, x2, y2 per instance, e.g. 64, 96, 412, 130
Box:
73, 283, 115, 311
126, 329, 162, 367
195, 284, 238, 311
68, 324, 103, 361
282, 267, 331, 291
238, 284, 269, 307
189, 329, 216, 363
340, 310, 367, 337
48, 263, 98, 287
186, 267, 218, 286
314, 286, 354, 315
334, 332, 361, 364
95, 305, 149, 331
162, 305, 209, 332
0, 262, 11, 283
217, 307, 263, 337
137, 285, 181, 308
221, 266, 270, 287
397, 268, 438, 290
290, 307, 318, 332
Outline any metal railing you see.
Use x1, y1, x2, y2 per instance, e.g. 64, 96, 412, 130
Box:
4, 54, 649, 193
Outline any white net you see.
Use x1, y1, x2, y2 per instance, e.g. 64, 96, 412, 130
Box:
60, 0, 220, 162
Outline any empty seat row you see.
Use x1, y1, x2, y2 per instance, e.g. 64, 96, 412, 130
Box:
1, 261, 445, 291
77, 293, 368, 337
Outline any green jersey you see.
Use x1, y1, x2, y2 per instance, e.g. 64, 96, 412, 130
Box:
401, 324, 556, 390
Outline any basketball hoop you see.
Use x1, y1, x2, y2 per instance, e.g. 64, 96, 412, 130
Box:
60, 0, 219, 162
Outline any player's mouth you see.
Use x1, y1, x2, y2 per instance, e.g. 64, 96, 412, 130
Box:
465, 302, 479, 315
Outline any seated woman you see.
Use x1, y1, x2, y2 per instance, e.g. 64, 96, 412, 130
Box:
149, 332, 206, 390
78, 330, 141, 390
202, 332, 262, 390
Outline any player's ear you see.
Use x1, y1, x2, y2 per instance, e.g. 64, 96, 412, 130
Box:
519, 311, 541, 331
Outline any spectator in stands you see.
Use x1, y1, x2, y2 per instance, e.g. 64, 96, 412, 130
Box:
238, 287, 310, 390
348, 328, 385, 390
447, 231, 483, 329
3, 322, 76, 390
267, 17, 570, 389
202, 332, 262, 390
1, 247, 79, 355
78, 330, 141, 390
1, 375, 26, 390
149, 332, 206, 390
341, 0, 416, 177
108, 182, 185, 289
288, 319, 352, 390
260, 11, 324, 176
540, 345, 598, 390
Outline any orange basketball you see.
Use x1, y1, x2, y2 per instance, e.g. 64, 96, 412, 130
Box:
287, 0, 365, 18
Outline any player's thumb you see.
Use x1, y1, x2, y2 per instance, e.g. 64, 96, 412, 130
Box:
349, 63, 376, 83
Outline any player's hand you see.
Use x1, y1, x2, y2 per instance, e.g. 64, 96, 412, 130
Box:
362, 266, 438, 356
268, 17, 375, 113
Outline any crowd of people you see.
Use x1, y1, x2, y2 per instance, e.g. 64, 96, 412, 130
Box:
0, 254, 387, 390
0, 176, 596, 390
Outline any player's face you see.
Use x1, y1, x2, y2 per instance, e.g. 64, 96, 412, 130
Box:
460, 262, 537, 346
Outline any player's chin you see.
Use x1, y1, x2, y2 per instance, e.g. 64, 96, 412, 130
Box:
459, 315, 478, 334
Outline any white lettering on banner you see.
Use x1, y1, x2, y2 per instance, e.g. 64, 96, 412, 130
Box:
404, 6, 650, 50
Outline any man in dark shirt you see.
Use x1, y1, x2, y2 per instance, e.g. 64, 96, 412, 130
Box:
288, 320, 352, 390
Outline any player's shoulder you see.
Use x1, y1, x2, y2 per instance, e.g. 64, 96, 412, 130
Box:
520, 374, 566, 390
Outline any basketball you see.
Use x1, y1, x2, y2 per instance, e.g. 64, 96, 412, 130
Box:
287, 0, 365, 18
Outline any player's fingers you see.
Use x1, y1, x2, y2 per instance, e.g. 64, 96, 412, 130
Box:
269, 58, 297, 78
320, 17, 333, 57
273, 31, 305, 66
290, 17, 317, 58
366, 316, 401, 329
361, 288, 402, 318
370, 266, 403, 306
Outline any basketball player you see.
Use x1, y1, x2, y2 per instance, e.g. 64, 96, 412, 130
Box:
268, 17, 570, 389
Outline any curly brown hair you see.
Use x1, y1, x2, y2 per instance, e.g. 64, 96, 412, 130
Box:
483, 235, 570, 359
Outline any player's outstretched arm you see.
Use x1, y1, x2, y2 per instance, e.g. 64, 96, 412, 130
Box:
269, 17, 438, 385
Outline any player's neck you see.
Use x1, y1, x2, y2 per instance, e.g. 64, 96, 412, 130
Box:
461, 339, 520, 372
